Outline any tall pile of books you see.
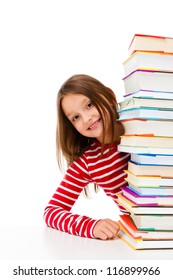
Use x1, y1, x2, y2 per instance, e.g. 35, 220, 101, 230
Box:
117, 34, 173, 250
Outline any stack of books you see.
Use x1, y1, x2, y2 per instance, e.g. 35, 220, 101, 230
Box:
117, 34, 173, 250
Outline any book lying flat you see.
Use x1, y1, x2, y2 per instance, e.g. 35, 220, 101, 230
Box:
123, 89, 173, 100
120, 135, 173, 148
118, 107, 173, 120
118, 144, 173, 155
117, 193, 173, 214
127, 182, 173, 196
127, 161, 173, 177
123, 70, 173, 94
125, 170, 173, 186
128, 34, 173, 55
119, 97, 173, 110
118, 223, 173, 249
120, 119, 173, 137
123, 51, 173, 76
121, 186, 173, 206
130, 213, 173, 230
130, 154, 173, 166
119, 215, 173, 239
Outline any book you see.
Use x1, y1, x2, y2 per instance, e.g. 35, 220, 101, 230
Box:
123, 69, 173, 94
119, 215, 173, 239
120, 135, 173, 149
117, 193, 173, 214
121, 186, 173, 206
123, 51, 173, 76
118, 107, 173, 121
125, 170, 173, 186
130, 213, 173, 230
123, 89, 173, 100
120, 119, 173, 137
128, 34, 173, 55
118, 224, 173, 249
127, 161, 173, 177
118, 144, 173, 155
127, 182, 173, 196
130, 154, 173, 166
119, 97, 173, 111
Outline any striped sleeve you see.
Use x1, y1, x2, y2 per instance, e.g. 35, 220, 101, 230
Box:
43, 156, 98, 238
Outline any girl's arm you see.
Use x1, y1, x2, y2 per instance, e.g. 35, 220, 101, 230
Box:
44, 157, 98, 238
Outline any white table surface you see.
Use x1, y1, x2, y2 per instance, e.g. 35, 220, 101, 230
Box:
0, 225, 173, 260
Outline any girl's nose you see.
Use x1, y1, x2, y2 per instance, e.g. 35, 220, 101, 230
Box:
82, 113, 91, 123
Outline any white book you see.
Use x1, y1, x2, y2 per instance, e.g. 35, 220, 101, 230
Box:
119, 97, 173, 110
128, 34, 173, 55
128, 161, 173, 177
120, 135, 173, 149
125, 170, 173, 187
123, 89, 173, 100
127, 182, 173, 196
123, 51, 173, 76
119, 215, 173, 240
118, 229, 173, 249
117, 193, 173, 214
130, 154, 173, 165
131, 214, 173, 230
120, 119, 173, 137
123, 70, 173, 94
118, 144, 173, 155
118, 107, 173, 120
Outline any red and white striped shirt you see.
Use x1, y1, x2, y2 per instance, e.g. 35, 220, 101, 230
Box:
44, 140, 130, 238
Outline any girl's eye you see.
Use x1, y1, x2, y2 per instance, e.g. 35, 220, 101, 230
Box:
72, 115, 79, 122
86, 101, 93, 109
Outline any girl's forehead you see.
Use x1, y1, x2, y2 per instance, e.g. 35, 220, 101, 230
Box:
62, 93, 89, 103
61, 94, 90, 116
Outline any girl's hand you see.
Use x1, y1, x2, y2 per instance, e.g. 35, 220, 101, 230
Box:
93, 218, 120, 240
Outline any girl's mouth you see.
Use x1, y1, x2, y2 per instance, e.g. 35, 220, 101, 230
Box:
88, 119, 101, 130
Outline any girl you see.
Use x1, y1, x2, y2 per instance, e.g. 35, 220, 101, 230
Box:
44, 74, 130, 240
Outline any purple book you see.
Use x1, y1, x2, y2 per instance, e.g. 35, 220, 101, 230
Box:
121, 186, 173, 206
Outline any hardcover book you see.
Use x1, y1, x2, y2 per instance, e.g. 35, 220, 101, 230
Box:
123, 89, 173, 100
123, 69, 173, 94
127, 182, 173, 196
118, 107, 173, 121
117, 193, 173, 214
124, 170, 173, 186
118, 223, 173, 249
123, 51, 173, 76
120, 119, 173, 137
119, 215, 173, 239
121, 186, 173, 206
128, 34, 173, 55
120, 135, 173, 149
130, 213, 173, 230
127, 161, 173, 177
130, 154, 173, 166
118, 144, 173, 155
119, 97, 173, 110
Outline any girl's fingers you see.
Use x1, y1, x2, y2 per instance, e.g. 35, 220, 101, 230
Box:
93, 219, 120, 240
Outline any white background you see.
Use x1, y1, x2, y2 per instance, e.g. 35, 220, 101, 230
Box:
0, 0, 173, 226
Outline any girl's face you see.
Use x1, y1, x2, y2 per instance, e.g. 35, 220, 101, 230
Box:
62, 94, 107, 142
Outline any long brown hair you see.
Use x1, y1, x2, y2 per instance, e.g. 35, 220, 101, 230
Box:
56, 74, 124, 170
